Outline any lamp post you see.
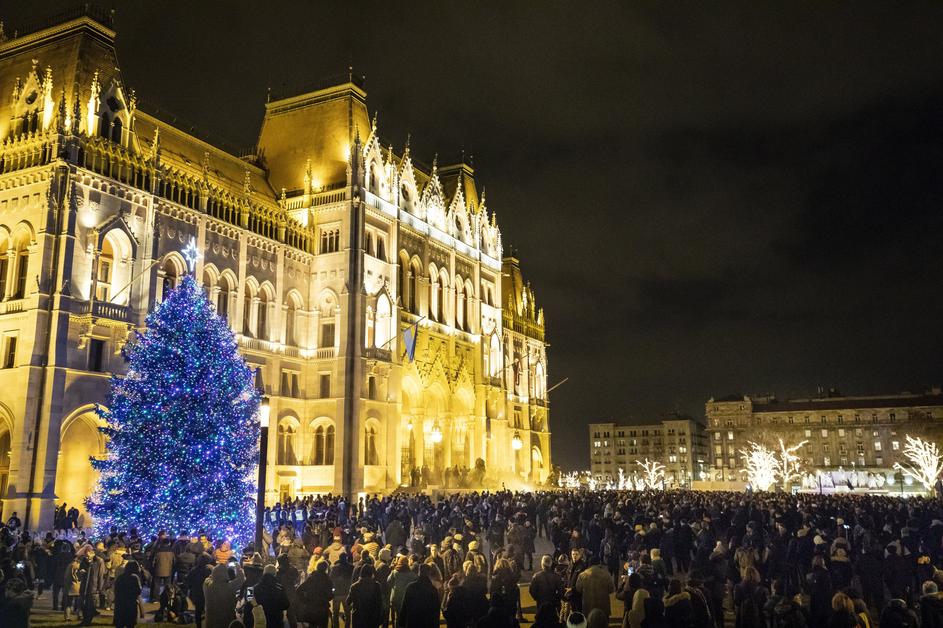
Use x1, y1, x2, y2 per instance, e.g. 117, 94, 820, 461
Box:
255, 396, 270, 554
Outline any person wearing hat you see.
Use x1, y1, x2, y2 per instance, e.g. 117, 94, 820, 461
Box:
254, 563, 290, 628
295, 561, 333, 628
388, 556, 417, 627
464, 541, 488, 576
326, 535, 347, 566
398, 563, 441, 628
362, 532, 380, 561
347, 563, 384, 628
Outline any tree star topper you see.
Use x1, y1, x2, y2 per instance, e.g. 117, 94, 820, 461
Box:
182, 237, 202, 273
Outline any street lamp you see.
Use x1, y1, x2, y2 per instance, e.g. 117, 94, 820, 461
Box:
512, 431, 524, 451
430, 421, 443, 444
255, 396, 270, 554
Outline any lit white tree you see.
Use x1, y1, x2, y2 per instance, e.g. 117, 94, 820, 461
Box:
893, 435, 943, 491
740, 441, 778, 491
637, 459, 666, 490
777, 438, 809, 489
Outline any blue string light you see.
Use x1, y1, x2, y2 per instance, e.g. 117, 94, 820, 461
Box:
87, 275, 261, 547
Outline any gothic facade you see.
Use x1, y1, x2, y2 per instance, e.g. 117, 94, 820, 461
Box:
0, 9, 551, 528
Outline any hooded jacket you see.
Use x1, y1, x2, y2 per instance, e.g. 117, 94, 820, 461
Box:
920, 592, 943, 628
203, 563, 246, 628
664, 591, 694, 628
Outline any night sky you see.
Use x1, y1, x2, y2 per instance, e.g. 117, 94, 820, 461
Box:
10, 2, 943, 470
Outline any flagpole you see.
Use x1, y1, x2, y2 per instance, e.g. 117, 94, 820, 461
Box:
376, 316, 425, 351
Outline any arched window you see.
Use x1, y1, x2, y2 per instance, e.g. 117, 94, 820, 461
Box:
398, 253, 409, 309
429, 269, 440, 322
438, 270, 449, 324
311, 422, 335, 465
217, 275, 232, 323
376, 293, 392, 348
96, 238, 114, 302
160, 258, 179, 303
98, 112, 110, 138
365, 231, 374, 257
0, 237, 8, 298
12, 238, 29, 299
365, 306, 375, 348
243, 287, 255, 336
276, 422, 297, 465
490, 334, 501, 378
368, 376, 377, 400
535, 362, 546, 399
111, 116, 123, 145
365, 424, 379, 465
325, 425, 335, 465
376, 237, 386, 262
285, 299, 297, 347
409, 260, 421, 314
455, 280, 465, 331
257, 289, 271, 341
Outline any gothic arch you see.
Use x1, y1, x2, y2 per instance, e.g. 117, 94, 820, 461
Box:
55, 405, 107, 523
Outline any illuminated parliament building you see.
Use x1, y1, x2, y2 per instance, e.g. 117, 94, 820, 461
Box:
0, 8, 552, 527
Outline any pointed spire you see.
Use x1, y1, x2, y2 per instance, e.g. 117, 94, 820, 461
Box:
71, 85, 81, 133
432, 153, 438, 174
371, 111, 377, 133
57, 89, 67, 132
280, 187, 287, 206
0, 21, 6, 44
128, 88, 137, 114
303, 157, 312, 195
90, 69, 100, 95
11, 77, 21, 105
243, 169, 252, 196
201, 151, 210, 179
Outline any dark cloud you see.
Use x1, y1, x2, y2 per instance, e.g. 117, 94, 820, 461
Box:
8, 1, 943, 469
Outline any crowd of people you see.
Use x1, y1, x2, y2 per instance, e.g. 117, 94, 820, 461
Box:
0, 490, 942, 628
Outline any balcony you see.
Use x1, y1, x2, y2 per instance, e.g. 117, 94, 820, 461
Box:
315, 347, 336, 359
78, 301, 130, 322
533, 398, 549, 408
364, 347, 392, 361
0, 299, 26, 315
239, 336, 268, 352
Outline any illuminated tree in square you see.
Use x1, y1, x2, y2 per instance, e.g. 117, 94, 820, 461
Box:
86, 273, 260, 546
740, 441, 778, 491
637, 459, 666, 490
776, 438, 808, 490
893, 434, 943, 491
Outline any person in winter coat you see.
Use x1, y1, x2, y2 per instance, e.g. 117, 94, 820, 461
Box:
920, 581, 943, 628
347, 564, 385, 628
829, 549, 854, 592
827, 592, 860, 628
684, 572, 713, 628
626, 589, 650, 628
532, 602, 564, 628
64, 553, 85, 620
398, 564, 441, 628
664, 578, 694, 628
574, 557, 614, 621
295, 560, 333, 628
151, 538, 175, 602
733, 566, 768, 628
443, 572, 471, 628
884, 545, 912, 602
113, 560, 143, 628
203, 562, 246, 628
186, 554, 213, 628
879, 599, 919, 628
389, 556, 419, 625
386, 519, 407, 552
489, 559, 521, 622
585, 608, 607, 628
80, 548, 106, 625
463, 561, 490, 624
530, 555, 564, 617
1, 576, 34, 628
807, 556, 834, 628
332, 552, 355, 628
255, 565, 291, 628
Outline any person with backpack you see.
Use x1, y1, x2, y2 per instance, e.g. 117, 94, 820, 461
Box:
733, 566, 767, 628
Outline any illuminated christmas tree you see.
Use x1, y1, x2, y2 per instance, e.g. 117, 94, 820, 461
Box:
87, 273, 260, 546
